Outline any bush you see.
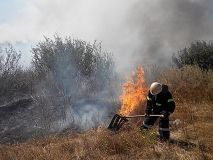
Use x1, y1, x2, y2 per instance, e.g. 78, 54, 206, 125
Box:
172, 41, 213, 70
31, 36, 119, 131
32, 36, 118, 99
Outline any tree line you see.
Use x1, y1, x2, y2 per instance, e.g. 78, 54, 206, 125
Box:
0, 36, 212, 104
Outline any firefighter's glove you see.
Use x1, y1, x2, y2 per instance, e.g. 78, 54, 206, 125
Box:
161, 111, 170, 118
144, 113, 150, 117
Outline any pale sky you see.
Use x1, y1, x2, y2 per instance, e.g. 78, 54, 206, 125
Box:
0, 0, 213, 71
0, 0, 134, 42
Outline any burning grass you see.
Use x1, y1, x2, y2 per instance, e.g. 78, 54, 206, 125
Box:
119, 67, 148, 116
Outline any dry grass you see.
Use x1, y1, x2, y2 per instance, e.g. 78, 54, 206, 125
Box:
158, 65, 213, 103
1, 122, 211, 160
0, 105, 211, 160
0, 65, 212, 160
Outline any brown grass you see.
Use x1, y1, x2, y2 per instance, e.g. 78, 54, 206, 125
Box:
0, 104, 213, 160
158, 65, 213, 103
0, 65, 212, 160
1, 122, 210, 160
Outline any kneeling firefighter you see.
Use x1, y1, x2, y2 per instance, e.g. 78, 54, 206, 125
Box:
141, 82, 175, 141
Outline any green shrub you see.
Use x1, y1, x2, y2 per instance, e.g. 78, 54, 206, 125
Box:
173, 40, 213, 70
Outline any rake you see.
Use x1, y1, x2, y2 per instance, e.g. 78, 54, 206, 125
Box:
108, 114, 163, 131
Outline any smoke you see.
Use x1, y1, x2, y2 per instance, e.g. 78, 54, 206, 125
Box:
32, 38, 120, 132
1, 0, 213, 72
125, 0, 213, 67
71, 100, 113, 131
0, 0, 213, 138
48, 0, 213, 130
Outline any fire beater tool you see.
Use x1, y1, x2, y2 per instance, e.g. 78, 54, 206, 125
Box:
108, 114, 163, 131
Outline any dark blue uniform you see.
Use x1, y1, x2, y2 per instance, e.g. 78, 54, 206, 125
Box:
141, 85, 175, 140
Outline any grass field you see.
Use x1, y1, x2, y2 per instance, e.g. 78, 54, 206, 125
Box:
0, 66, 212, 160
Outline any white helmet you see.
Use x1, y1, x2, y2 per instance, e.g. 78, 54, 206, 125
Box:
150, 82, 162, 95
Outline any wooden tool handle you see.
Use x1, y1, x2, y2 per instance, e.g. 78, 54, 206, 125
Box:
125, 114, 164, 118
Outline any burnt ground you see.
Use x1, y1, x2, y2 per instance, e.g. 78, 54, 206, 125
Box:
0, 98, 117, 144
0, 98, 36, 144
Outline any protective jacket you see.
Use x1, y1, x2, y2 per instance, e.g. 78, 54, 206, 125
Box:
145, 84, 175, 115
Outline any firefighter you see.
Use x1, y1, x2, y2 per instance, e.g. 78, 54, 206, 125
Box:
141, 82, 175, 141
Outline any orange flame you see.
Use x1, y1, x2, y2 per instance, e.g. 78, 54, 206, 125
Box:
119, 67, 148, 116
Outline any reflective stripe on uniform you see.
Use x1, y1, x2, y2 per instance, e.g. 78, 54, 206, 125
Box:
168, 99, 174, 102
147, 96, 152, 101
156, 103, 162, 106
143, 122, 152, 128
159, 128, 170, 131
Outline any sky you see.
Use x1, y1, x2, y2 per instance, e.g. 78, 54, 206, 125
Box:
0, 0, 213, 71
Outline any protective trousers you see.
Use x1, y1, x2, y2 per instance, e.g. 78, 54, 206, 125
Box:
141, 116, 170, 140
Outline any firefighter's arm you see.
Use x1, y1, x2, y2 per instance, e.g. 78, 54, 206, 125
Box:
145, 92, 152, 115
161, 92, 175, 118
166, 92, 175, 114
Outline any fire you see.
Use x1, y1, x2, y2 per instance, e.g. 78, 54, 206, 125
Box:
119, 67, 148, 116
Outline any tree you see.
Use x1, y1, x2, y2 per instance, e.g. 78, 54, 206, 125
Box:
0, 44, 21, 76
0, 44, 25, 102
172, 41, 213, 70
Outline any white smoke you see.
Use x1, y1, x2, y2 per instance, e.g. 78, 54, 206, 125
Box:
1, 0, 212, 139
1, 0, 213, 72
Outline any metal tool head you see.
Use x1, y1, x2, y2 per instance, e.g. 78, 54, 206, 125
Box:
108, 114, 129, 131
